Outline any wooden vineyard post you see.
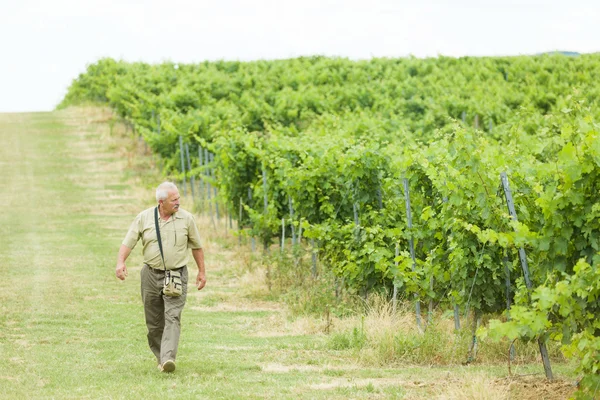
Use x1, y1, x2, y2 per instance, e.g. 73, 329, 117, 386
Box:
178, 136, 187, 196
198, 146, 204, 209
289, 197, 296, 246
262, 163, 268, 215
294, 221, 303, 269
353, 200, 366, 298
504, 257, 511, 310
504, 256, 516, 360
467, 312, 482, 362
393, 243, 399, 313
501, 172, 553, 380
261, 162, 269, 254
280, 218, 285, 253
210, 152, 219, 221
311, 238, 317, 278
428, 276, 434, 327
260, 162, 271, 289
442, 190, 461, 331
204, 149, 211, 206
248, 187, 256, 252
204, 149, 215, 228
403, 178, 423, 332
238, 197, 243, 247
185, 143, 194, 200
224, 206, 228, 236
454, 305, 461, 330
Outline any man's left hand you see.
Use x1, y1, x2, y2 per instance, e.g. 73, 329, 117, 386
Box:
196, 273, 206, 290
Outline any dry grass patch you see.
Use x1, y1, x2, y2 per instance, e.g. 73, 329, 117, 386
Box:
330, 295, 422, 337
434, 372, 510, 400
308, 376, 430, 391
434, 373, 575, 400
213, 345, 257, 351
237, 266, 270, 297
505, 375, 576, 399
322, 293, 566, 368
186, 215, 290, 316
250, 313, 331, 337
58, 105, 114, 121
190, 301, 281, 313
261, 361, 362, 374
262, 363, 325, 373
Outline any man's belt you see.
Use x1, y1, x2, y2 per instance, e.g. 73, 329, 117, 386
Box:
145, 264, 186, 272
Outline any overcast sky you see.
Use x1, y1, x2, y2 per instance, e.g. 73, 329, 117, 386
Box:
1, 0, 598, 112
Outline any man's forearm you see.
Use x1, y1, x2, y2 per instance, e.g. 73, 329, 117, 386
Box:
192, 248, 207, 290
117, 244, 132, 265
191, 248, 205, 273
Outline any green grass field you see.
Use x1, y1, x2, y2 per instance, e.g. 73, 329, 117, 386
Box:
0, 107, 578, 399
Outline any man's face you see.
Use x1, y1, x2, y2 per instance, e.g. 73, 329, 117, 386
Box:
160, 189, 180, 216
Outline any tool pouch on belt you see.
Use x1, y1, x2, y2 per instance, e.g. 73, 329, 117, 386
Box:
163, 270, 183, 297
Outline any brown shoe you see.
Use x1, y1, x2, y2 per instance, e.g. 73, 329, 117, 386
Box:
161, 360, 176, 373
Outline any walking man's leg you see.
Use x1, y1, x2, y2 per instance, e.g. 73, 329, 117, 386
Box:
160, 267, 188, 366
141, 265, 165, 364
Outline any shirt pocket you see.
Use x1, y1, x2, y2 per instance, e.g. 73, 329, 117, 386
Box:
175, 225, 188, 247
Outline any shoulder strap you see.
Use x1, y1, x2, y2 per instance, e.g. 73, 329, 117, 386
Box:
154, 206, 166, 270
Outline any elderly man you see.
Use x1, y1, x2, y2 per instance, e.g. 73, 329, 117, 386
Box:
115, 181, 206, 373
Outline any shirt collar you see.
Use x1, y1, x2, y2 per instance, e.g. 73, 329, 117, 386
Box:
172, 210, 183, 219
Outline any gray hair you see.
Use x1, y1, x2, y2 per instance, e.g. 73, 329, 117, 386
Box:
156, 181, 178, 202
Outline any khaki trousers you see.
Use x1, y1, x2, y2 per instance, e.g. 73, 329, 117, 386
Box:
140, 265, 188, 364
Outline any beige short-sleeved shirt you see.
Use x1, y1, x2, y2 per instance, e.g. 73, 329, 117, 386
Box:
122, 207, 202, 270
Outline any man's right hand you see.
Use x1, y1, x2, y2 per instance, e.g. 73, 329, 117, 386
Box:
116, 263, 128, 280
116, 245, 132, 281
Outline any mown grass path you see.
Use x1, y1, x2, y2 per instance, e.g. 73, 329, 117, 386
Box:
0, 109, 576, 399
